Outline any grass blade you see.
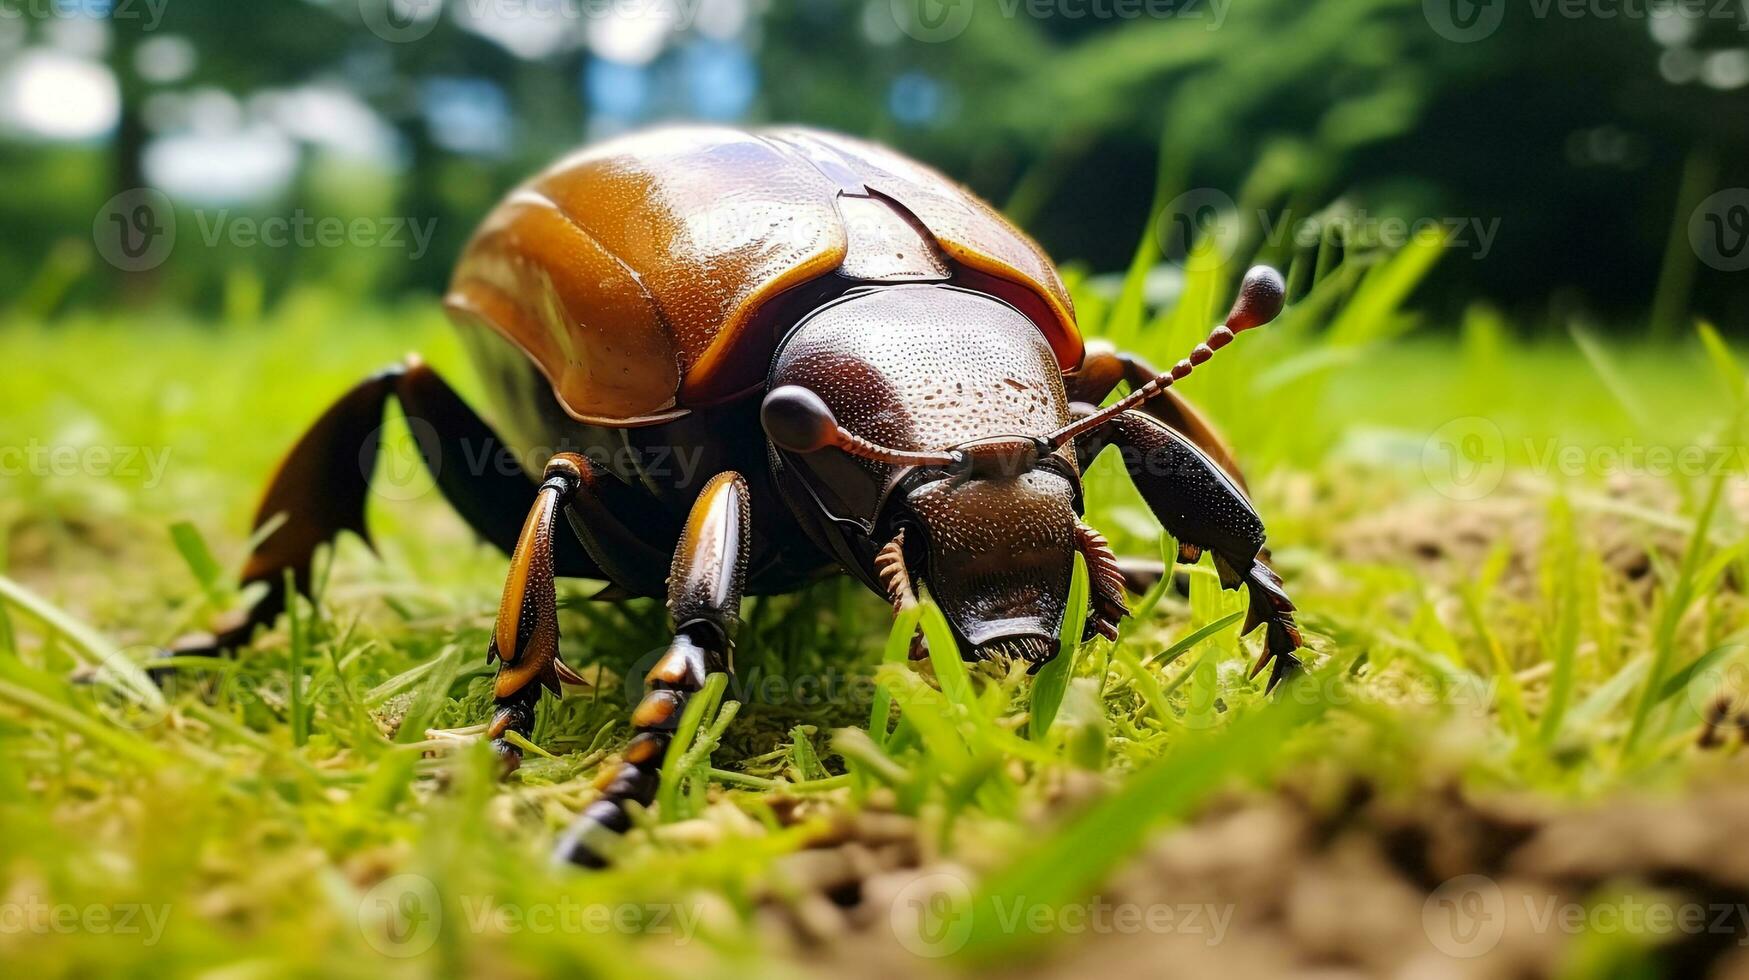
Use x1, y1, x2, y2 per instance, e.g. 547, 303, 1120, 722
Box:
396, 643, 463, 743
0, 574, 163, 715
0, 678, 161, 769
955, 671, 1335, 965
1624, 471, 1728, 757
1030, 554, 1088, 740
169, 520, 227, 605
657, 672, 728, 818
1142, 610, 1246, 670
284, 570, 310, 747
1113, 647, 1172, 724
869, 603, 922, 747
918, 599, 976, 710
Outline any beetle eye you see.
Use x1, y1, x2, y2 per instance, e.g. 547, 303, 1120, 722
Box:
761, 385, 839, 454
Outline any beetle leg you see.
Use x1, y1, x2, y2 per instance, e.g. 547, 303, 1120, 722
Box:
1064, 340, 1247, 488
1086, 411, 1304, 690
874, 530, 932, 661
874, 529, 918, 614
1075, 522, 1128, 641
552, 472, 750, 869
486, 450, 687, 768
169, 357, 600, 659
484, 454, 592, 767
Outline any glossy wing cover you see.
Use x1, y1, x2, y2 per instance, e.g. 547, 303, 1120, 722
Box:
445, 126, 1080, 425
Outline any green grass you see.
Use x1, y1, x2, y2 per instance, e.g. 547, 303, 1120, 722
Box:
3, 261, 1749, 975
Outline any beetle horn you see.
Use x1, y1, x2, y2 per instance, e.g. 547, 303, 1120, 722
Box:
762, 385, 962, 467
1044, 265, 1286, 450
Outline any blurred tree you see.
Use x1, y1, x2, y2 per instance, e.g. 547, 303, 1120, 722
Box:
0, 0, 1741, 330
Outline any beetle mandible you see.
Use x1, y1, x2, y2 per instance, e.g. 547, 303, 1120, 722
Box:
175, 126, 1304, 867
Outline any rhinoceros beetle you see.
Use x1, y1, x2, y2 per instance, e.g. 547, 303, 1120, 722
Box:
174, 126, 1303, 867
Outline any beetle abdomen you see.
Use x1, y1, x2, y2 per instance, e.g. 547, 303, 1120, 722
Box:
446, 126, 1080, 427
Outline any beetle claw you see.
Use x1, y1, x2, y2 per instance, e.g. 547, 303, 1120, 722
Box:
1249, 643, 1304, 694
1238, 557, 1304, 694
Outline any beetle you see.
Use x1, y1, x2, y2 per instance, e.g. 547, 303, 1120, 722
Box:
174, 126, 1303, 867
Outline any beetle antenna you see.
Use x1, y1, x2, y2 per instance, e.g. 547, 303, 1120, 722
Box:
1045, 265, 1285, 450
762, 385, 962, 467
829, 430, 961, 468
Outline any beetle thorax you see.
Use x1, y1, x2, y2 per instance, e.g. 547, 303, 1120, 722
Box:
769, 284, 1072, 455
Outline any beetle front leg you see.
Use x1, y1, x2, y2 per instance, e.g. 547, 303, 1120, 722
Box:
1086, 411, 1303, 689
486, 448, 684, 767
484, 455, 591, 767
552, 471, 750, 869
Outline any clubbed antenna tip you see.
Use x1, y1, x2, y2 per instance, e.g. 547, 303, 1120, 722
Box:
1045, 265, 1287, 449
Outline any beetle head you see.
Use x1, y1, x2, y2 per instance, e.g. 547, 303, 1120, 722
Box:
762, 270, 1285, 663
765, 380, 1083, 661
898, 468, 1079, 663
761, 284, 1086, 662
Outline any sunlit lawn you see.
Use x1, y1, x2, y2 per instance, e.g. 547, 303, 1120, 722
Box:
4, 263, 1749, 976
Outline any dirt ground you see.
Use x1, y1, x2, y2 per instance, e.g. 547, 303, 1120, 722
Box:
753, 766, 1749, 978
